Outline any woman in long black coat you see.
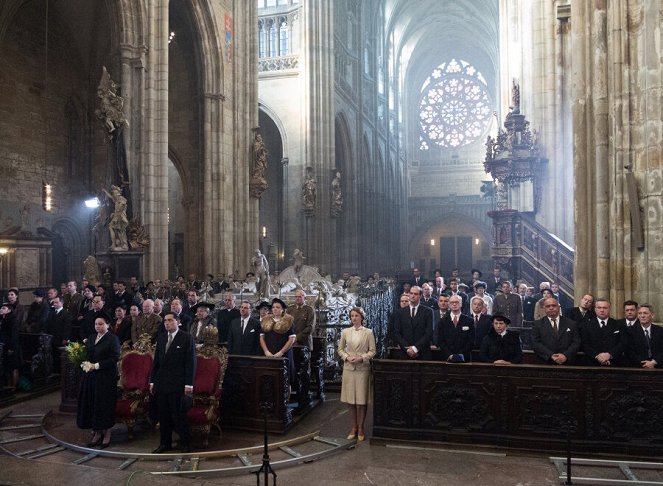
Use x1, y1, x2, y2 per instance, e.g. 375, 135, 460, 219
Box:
77, 314, 120, 448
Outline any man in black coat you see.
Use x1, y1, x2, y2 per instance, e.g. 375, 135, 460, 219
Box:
580, 298, 626, 366
625, 304, 663, 368
531, 297, 581, 365
617, 300, 639, 328
169, 298, 192, 333
150, 312, 196, 453
227, 300, 261, 355
564, 294, 596, 330
437, 294, 475, 362
392, 286, 433, 360
216, 292, 240, 344
469, 296, 493, 349
46, 296, 73, 373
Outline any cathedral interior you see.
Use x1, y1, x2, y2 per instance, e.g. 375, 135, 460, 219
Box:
0, 0, 662, 313
1, 2, 663, 484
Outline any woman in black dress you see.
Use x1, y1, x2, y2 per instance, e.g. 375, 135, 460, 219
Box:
259, 298, 296, 389
0, 302, 19, 390
479, 314, 523, 364
77, 314, 121, 448
112, 304, 132, 345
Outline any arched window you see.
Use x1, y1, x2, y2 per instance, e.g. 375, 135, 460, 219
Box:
269, 22, 277, 57
258, 20, 266, 58
279, 19, 289, 55
419, 59, 492, 149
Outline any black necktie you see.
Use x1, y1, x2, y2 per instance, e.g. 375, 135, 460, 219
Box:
645, 328, 652, 358
600, 320, 605, 328
475, 315, 479, 326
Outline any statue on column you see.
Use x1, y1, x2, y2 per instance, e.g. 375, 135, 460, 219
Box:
249, 130, 269, 199
330, 171, 343, 217
94, 66, 128, 144
301, 166, 316, 215
251, 249, 270, 298
102, 185, 129, 251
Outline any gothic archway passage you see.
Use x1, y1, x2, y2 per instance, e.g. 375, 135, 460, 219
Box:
258, 109, 284, 272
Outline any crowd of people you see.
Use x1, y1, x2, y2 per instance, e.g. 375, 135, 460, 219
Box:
390, 266, 661, 368
0, 264, 658, 450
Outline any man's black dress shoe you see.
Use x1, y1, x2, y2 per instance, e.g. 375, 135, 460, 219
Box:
179, 444, 192, 453
152, 445, 172, 454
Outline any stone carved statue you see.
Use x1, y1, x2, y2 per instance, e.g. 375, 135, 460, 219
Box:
301, 167, 316, 214
83, 255, 100, 283
95, 67, 128, 141
511, 79, 520, 114
103, 185, 129, 251
330, 171, 343, 217
249, 131, 269, 199
251, 249, 270, 298
127, 218, 150, 250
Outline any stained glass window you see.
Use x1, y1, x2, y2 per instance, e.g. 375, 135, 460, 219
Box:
419, 59, 492, 149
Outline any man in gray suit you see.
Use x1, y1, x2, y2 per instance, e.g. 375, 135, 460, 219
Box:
531, 297, 581, 365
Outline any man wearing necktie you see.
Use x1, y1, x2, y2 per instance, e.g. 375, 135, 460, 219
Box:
150, 312, 196, 453
392, 286, 433, 360
580, 298, 626, 366
437, 295, 474, 362
625, 304, 663, 368
531, 298, 580, 365
471, 296, 493, 349
227, 300, 261, 355
617, 300, 640, 329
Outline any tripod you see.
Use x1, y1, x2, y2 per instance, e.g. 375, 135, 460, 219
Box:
254, 401, 277, 486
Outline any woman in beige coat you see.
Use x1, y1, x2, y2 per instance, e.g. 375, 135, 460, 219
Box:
338, 307, 376, 441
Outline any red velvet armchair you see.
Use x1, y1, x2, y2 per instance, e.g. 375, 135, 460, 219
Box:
187, 326, 229, 446
115, 335, 154, 439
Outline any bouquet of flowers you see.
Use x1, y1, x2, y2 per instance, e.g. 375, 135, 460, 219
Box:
65, 342, 87, 366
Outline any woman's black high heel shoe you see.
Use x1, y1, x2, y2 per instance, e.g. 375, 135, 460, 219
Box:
86, 432, 103, 448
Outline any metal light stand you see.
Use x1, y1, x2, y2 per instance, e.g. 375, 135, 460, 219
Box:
562, 418, 575, 486
254, 401, 276, 486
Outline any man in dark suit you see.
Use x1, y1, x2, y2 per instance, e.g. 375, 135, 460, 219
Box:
420, 283, 438, 311
392, 286, 433, 360
227, 300, 261, 355
169, 298, 192, 333
444, 279, 469, 314
437, 294, 475, 362
531, 297, 581, 364
45, 296, 73, 373
624, 304, 663, 368
564, 294, 596, 330
216, 292, 239, 344
150, 312, 196, 453
580, 298, 626, 366
409, 268, 424, 288
470, 296, 493, 349
617, 300, 639, 328
432, 294, 450, 349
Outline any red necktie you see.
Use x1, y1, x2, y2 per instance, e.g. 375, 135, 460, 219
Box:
453, 315, 458, 327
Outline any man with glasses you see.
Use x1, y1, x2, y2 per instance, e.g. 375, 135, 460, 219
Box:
437, 294, 474, 362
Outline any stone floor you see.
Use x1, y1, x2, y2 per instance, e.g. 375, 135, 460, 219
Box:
0, 390, 563, 486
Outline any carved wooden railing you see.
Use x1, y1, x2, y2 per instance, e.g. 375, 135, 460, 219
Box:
373, 359, 663, 456
518, 213, 574, 301
490, 210, 574, 303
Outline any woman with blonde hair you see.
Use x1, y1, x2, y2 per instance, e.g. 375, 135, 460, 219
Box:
338, 306, 376, 441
